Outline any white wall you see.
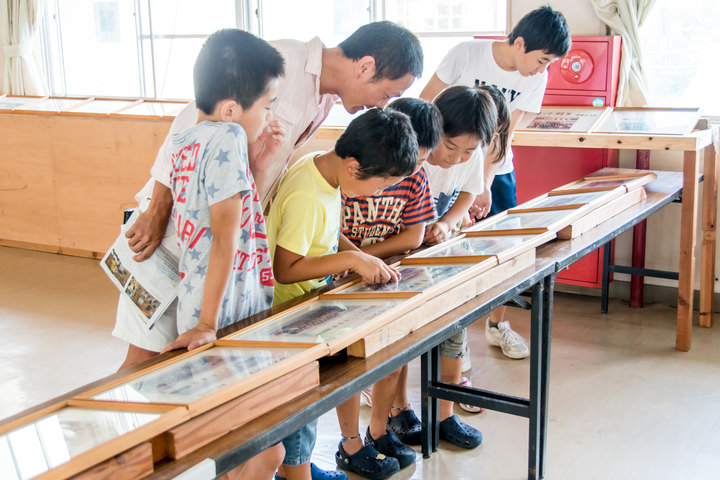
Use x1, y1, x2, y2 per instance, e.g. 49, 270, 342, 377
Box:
0, 48, 5, 94
510, 0, 606, 35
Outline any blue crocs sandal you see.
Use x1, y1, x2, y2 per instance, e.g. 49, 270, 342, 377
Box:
386, 408, 422, 445
335, 441, 400, 480
365, 427, 416, 469
274, 462, 348, 480
439, 414, 482, 449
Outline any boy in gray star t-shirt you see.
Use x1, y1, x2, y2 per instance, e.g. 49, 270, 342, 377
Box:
162, 29, 284, 353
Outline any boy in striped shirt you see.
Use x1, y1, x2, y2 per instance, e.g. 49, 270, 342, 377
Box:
335, 98, 442, 478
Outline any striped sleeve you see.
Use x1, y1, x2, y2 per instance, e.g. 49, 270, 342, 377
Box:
401, 167, 436, 226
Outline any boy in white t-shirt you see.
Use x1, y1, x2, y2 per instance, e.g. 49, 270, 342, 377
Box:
420, 85, 498, 449
420, 5, 570, 360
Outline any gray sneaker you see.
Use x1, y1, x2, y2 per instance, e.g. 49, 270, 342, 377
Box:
485, 319, 529, 359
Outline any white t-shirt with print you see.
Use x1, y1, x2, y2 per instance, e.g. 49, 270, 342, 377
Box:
435, 39, 548, 175
425, 147, 485, 218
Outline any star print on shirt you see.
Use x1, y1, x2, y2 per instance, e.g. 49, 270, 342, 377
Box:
184, 282, 194, 294
193, 307, 201, 319
207, 183, 220, 198
195, 264, 207, 276
189, 249, 201, 261
216, 149, 230, 167
187, 208, 200, 220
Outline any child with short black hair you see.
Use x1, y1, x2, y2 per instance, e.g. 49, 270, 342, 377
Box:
267, 107, 418, 480
336, 98, 442, 478
163, 28, 285, 480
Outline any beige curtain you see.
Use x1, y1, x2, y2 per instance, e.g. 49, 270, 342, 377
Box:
590, 0, 656, 106
1, 0, 47, 95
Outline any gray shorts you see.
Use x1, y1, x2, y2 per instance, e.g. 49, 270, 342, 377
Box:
440, 328, 467, 359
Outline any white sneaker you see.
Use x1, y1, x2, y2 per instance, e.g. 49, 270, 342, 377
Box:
359, 387, 373, 408
485, 319, 529, 359
458, 377, 483, 413
461, 344, 472, 373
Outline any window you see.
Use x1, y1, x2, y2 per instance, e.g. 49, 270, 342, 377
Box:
640, 0, 720, 116
40, 0, 507, 100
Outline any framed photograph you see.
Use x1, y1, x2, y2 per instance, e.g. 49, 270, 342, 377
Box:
551, 172, 657, 195
463, 208, 576, 235
14, 97, 90, 114
0, 96, 45, 112
324, 264, 471, 297
516, 106, 610, 132
61, 99, 139, 117
85, 346, 317, 410
0, 403, 181, 480
593, 107, 701, 135
229, 299, 403, 353
510, 189, 623, 214
109, 100, 188, 119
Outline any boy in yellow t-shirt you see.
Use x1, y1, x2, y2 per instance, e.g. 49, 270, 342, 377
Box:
266, 107, 418, 480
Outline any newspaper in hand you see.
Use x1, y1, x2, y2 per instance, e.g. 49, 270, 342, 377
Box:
100, 211, 180, 330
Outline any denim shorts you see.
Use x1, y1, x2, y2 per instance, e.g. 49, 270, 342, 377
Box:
489, 171, 518, 216
440, 328, 467, 359
282, 420, 318, 466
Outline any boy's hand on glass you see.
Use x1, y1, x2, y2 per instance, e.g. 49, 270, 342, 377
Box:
353, 252, 401, 285
160, 324, 217, 353
125, 210, 166, 261
248, 120, 286, 174
423, 221, 450, 245
471, 190, 492, 219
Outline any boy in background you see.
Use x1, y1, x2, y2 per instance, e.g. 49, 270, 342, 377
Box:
163, 29, 285, 480
421, 5, 570, 359
267, 108, 418, 480
337, 98, 442, 478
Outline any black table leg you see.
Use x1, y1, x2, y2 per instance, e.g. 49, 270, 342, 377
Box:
539, 274, 555, 479
421, 350, 431, 458
601, 243, 611, 314
528, 280, 544, 480
431, 345, 440, 452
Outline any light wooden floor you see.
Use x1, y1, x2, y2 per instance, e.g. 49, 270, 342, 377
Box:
2, 245, 719, 480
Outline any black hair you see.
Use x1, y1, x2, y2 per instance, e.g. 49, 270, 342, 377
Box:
508, 5, 571, 57
194, 29, 285, 114
477, 85, 510, 162
338, 21, 423, 81
386, 97, 442, 150
433, 86, 497, 146
335, 108, 418, 179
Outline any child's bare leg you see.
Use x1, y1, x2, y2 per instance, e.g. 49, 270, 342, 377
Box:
390, 365, 410, 416
117, 344, 158, 372
336, 394, 363, 454
439, 357, 462, 421
276, 463, 311, 480
368, 369, 401, 438
220, 443, 285, 480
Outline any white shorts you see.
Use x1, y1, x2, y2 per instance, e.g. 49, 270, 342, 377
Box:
111, 197, 183, 352
112, 295, 179, 352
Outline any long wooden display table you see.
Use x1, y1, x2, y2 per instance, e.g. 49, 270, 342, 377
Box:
318, 110, 719, 352
0, 95, 190, 257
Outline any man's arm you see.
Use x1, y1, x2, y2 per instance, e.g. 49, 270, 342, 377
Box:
162, 193, 243, 352
419, 74, 450, 102
361, 223, 426, 258
424, 191, 474, 245
125, 181, 173, 261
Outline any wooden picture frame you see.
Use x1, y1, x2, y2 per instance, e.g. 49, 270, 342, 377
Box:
228, 297, 412, 354
13, 97, 93, 115
516, 106, 611, 132
77, 344, 323, 416
108, 100, 188, 120
0, 401, 186, 480
0, 95, 46, 113
551, 172, 657, 195
593, 107, 701, 135
59, 99, 142, 117
462, 207, 583, 236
